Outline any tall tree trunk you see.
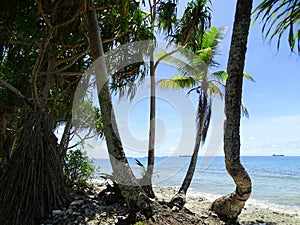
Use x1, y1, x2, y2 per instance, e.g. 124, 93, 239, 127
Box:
0, 114, 9, 162
86, 7, 152, 215
211, 0, 253, 223
144, 0, 157, 199
169, 92, 208, 208
143, 50, 156, 198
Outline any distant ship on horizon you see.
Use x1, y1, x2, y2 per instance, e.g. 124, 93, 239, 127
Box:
272, 154, 284, 156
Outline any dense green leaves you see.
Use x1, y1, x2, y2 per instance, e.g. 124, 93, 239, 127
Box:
63, 148, 96, 190
173, 0, 212, 50
157, 0, 178, 35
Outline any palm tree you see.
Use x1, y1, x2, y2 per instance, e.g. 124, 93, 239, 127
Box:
86, 5, 152, 215
159, 26, 253, 208
253, 0, 300, 54
211, 0, 253, 223
142, 0, 212, 199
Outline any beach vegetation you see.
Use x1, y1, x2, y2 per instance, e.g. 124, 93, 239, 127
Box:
63, 147, 95, 190
0, 0, 271, 224
141, 0, 213, 200
0, 0, 153, 223
159, 26, 253, 209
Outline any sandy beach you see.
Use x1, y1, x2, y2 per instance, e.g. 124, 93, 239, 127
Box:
42, 180, 300, 224
153, 186, 300, 225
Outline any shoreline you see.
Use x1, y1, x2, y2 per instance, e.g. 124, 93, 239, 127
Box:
91, 179, 300, 224
153, 186, 300, 225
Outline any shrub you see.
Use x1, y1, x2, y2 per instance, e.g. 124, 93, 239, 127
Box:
63, 148, 95, 190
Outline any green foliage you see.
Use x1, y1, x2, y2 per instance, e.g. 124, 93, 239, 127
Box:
157, 0, 178, 35
135, 159, 147, 178
135, 159, 159, 180
253, 0, 300, 54
173, 0, 212, 49
63, 148, 96, 190
159, 75, 196, 89
197, 26, 227, 66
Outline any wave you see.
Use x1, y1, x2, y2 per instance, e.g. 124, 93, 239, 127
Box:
187, 188, 300, 217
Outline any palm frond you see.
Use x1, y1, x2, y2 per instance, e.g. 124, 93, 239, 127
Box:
195, 91, 212, 144
241, 100, 249, 118
211, 70, 255, 83
196, 26, 227, 66
159, 75, 197, 89
173, 0, 212, 48
210, 70, 228, 82
135, 159, 145, 169
253, 0, 300, 54
201, 99, 212, 143
208, 81, 224, 98
157, 0, 178, 36
243, 72, 255, 82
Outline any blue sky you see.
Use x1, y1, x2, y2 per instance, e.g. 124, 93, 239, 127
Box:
81, 0, 300, 158
209, 0, 300, 156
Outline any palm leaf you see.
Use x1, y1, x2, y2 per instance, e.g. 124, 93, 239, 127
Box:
208, 81, 224, 98
201, 97, 212, 143
159, 75, 196, 89
210, 70, 228, 82
211, 70, 255, 82
135, 159, 145, 169
241, 100, 249, 119
157, 0, 178, 35
243, 72, 255, 82
253, 0, 300, 54
197, 26, 227, 66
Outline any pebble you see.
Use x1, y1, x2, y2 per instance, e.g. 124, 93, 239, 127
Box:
211, 212, 218, 218
100, 212, 107, 217
70, 199, 84, 206
200, 212, 209, 219
52, 210, 62, 215
41, 187, 129, 225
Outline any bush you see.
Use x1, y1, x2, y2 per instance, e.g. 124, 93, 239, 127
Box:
63, 148, 95, 190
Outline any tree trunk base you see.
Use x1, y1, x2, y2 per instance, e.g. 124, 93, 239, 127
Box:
141, 184, 156, 199
137, 178, 156, 199
210, 192, 245, 224
168, 191, 186, 209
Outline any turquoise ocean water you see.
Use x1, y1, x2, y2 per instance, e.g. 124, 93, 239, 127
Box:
93, 156, 300, 215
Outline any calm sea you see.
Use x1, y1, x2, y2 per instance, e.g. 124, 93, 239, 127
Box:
93, 156, 300, 215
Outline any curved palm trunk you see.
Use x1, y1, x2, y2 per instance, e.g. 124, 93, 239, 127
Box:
211, 0, 253, 223
169, 124, 203, 208
86, 7, 152, 215
169, 90, 209, 208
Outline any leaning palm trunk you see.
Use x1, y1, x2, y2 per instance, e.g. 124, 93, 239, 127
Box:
169, 89, 210, 208
211, 0, 253, 223
86, 7, 152, 215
